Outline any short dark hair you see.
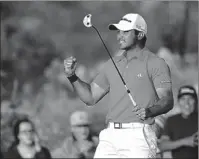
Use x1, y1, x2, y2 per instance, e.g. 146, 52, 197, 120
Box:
134, 30, 147, 48
12, 118, 35, 146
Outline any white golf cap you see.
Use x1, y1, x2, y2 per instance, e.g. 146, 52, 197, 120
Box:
109, 13, 147, 34
70, 110, 91, 126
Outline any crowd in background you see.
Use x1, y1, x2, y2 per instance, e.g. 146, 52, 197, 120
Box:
1, 84, 198, 158
1, 1, 198, 158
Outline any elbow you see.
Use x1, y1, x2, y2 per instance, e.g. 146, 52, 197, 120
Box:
84, 98, 96, 106
85, 102, 95, 106
164, 102, 173, 114
169, 92, 174, 110
168, 98, 174, 111
80, 92, 96, 106
164, 97, 174, 114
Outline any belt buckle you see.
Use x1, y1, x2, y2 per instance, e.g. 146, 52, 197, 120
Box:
114, 122, 121, 129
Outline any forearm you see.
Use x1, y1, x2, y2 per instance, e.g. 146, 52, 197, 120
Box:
159, 139, 185, 152
147, 95, 173, 118
71, 78, 95, 106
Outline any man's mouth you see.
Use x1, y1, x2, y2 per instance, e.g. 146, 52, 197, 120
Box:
119, 40, 125, 44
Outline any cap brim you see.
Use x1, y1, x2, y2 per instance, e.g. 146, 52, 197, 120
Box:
178, 93, 196, 99
108, 23, 132, 31
109, 24, 119, 30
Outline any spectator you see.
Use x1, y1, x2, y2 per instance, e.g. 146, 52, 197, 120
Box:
158, 85, 198, 158
4, 118, 52, 159
52, 110, 98, 158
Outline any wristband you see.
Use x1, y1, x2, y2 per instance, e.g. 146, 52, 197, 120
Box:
67, 74, 78, 83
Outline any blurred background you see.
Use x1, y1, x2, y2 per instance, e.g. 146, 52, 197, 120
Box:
1, 1, 198, 156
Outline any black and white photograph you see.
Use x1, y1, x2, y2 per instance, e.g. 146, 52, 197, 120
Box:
1, 1, 198, 158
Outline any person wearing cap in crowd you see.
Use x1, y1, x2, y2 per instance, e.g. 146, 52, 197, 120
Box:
52, 110, 98, 158
158, 85, 198, 159
64, 13, 173, 158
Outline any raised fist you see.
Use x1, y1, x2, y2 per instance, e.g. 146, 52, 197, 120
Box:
64, 56, 77, 77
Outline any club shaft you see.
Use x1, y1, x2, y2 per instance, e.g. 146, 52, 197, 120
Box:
92, 26, 137, 106
92, 26, 126, 85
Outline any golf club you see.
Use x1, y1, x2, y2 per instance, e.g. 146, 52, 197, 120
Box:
83, 14, 137, 107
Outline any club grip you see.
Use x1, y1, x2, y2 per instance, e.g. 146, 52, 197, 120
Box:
124, 85, 137, 106
127, 92, 137, 106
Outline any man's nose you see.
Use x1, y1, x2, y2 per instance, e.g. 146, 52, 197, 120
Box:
183, 102, 190, 109
117, 31, 124, 39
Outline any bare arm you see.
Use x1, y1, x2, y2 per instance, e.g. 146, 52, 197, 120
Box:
72, 79, 108, 106
158, 136, 190, 152
64, 56, 109, 106
146, 57, 174, 118
146, 88, 173, 118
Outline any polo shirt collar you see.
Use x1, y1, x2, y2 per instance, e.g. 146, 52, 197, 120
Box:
115, 47, 145, 62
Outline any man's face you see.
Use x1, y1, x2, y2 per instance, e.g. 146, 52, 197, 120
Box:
18, 122, 35, 146
117, 30, 137, 50
179, 95, 196, 116
71, 124, 90, 141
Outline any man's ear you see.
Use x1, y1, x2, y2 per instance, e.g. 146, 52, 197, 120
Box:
137, 32, 144, 40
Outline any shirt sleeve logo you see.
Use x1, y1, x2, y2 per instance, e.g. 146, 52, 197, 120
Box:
160, 80, 171, 83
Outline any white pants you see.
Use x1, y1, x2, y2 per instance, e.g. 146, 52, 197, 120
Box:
94, 123, 157, 158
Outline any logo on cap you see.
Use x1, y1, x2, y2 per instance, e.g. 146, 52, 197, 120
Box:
121, 18, 132, 23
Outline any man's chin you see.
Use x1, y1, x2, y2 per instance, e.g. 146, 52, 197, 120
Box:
120, 46, 126, 50
120, 46, 132, 51
79, 136, 88, 141
182, 112, 191, 117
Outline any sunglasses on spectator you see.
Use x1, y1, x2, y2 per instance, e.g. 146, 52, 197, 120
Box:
20, 129, 34, 134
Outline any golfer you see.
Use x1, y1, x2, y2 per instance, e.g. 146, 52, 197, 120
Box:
64, 13, 174, 158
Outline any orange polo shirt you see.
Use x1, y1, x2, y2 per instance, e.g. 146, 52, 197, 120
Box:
93, 48, 172, 124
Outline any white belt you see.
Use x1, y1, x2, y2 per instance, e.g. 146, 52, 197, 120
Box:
108, 122, 144, 129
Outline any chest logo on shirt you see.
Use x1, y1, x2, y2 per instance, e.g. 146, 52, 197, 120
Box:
137, 73, 143, 78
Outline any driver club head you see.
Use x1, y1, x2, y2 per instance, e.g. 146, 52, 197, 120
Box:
83, 14, 92, 28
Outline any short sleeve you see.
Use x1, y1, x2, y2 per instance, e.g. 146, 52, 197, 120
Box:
148, 57, 172, 89
93, 61, 110, 92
